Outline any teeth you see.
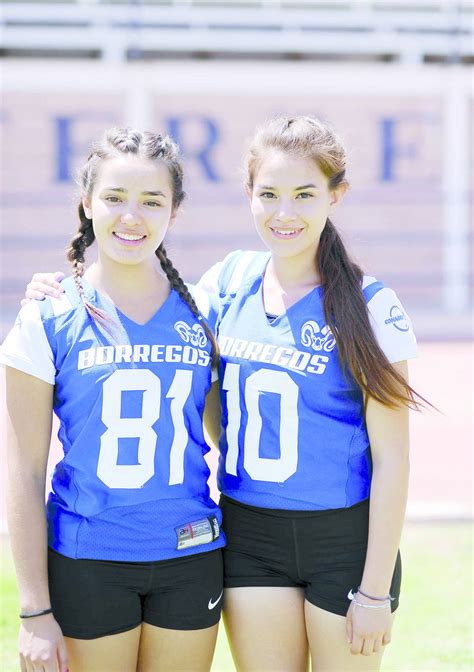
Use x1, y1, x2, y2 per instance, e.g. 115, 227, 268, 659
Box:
115, 232, 144, 241
274, 229, 298, 236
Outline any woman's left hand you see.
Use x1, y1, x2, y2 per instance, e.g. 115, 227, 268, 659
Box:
345, 592, 392, 656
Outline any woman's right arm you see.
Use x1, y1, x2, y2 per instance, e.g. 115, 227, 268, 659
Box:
5, 367, 68, 672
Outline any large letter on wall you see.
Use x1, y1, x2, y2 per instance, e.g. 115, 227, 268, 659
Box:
380, 117, 419, 182
167, 116, 220, 182
55, 113, 116, 183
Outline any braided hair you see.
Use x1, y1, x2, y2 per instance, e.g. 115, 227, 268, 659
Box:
156, 245, 218, 367
66, 201, 114, 334
66, 127, 219, 363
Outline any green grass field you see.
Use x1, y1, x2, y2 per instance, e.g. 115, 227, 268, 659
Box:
1, 522, 472, 672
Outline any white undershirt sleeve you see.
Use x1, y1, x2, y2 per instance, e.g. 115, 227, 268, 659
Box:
366, 287, 418, 364
0, 302, 55, 384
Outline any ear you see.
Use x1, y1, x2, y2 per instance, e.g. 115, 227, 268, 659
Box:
329, 182, 348, 210
168, 208, 178, 230
82, 196, 93, 220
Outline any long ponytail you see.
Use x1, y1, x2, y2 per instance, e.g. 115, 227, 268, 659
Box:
318, 219, 423, 409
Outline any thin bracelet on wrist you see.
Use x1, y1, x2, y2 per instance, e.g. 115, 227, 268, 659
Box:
348, 589, 392, 609
19, 607, 53, 619
353, 599, 391, 610
357, 586, 395, 602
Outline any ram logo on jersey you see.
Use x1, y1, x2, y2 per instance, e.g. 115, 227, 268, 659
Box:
384, 305, 409, 332
300, 321, 337, 352
174, 321, 208, 347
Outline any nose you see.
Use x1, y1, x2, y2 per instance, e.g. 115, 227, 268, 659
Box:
276, 199, 296, 223
120, 209, 140, 226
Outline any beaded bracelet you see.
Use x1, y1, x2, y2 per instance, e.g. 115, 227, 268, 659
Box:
19, 607, 53, 619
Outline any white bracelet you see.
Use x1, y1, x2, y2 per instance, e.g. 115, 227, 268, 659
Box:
352, 599, 391, 609
347, 590, 391, 609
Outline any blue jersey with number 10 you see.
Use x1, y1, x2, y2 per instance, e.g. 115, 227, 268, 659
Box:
1, 278, 224, 561
199, 250, 417, 511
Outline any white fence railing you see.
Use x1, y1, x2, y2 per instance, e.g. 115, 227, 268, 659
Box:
1, 1, 472, 62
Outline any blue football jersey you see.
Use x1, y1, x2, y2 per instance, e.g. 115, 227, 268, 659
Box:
1, 278, 224, 560
199, 250, 417, 510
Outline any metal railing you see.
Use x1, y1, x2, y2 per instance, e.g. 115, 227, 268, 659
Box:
1, 0, 472, 61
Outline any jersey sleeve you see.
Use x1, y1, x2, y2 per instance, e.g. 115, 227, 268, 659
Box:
196, 250, 266, 296
0, 301, 55, 384
195, 260, 226, 295
363, 277, 417, 363
188, 283, 220, 382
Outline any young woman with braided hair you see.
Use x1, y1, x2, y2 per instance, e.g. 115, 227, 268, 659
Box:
2, 128, 224, 671
68, 137, 217, 353
23, 115, 422, 670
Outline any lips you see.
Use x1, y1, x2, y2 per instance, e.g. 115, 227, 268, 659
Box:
113, 231, 147, 246
114, 231, 146, 241
269, 227, 303, 239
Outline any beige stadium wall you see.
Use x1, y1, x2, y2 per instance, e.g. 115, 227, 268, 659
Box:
1, 60, 472, 339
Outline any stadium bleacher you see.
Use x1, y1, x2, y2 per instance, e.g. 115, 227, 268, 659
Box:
1, 1, 473, 63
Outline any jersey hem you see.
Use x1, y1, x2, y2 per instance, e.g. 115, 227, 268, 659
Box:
49, 536, 226, 563
221, 489, 367, 512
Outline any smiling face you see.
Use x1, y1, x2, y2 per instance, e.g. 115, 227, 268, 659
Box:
249, 149, 345, 264
82, 155, 176, 268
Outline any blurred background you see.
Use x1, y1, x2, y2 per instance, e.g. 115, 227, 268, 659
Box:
0, 1, 473, 669
1, 0, 473, 339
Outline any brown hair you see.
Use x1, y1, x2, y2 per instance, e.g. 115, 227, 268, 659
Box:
66, 127, 218, 365
245, 115, 424, 410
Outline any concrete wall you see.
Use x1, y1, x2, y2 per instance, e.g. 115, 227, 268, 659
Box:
1, 60, 472, 339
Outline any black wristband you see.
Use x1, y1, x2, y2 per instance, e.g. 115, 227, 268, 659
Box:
19, 607, 53, 619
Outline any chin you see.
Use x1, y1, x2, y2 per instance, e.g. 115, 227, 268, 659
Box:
109, 252, 146, 266
267, 241, 306, 257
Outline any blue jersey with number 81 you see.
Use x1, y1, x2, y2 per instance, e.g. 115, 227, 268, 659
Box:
1, 278, 224, 560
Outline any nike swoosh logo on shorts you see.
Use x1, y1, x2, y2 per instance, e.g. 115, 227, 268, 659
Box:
208, 590, 223, 610
347, 589, 355, 600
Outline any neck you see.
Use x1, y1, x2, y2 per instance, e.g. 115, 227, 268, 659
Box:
267, 249, 320, 289
85, 254, 167, 298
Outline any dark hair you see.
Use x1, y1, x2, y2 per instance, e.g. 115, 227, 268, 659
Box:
66, 127, 218, 365
245, 115, 425, 410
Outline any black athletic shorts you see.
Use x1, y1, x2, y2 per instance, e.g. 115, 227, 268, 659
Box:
220, 495, 401, 617
48, 547, 223, 639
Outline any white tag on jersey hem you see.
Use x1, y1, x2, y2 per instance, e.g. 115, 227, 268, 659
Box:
175, 515, 220, 550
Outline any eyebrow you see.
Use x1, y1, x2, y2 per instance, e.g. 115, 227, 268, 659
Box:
295, 184, 318, 190
103, 187, 167, 197
257, 183, 318, 191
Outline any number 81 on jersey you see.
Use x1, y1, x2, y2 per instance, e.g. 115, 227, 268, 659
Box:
98, 368, 193, 489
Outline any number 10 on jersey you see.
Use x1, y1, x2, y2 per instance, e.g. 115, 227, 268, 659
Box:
222, 362, 299, 483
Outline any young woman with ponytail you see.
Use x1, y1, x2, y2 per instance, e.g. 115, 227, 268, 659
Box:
197, 115, 421, 670
1, 128, 224, 671
22, 115, 422, 670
